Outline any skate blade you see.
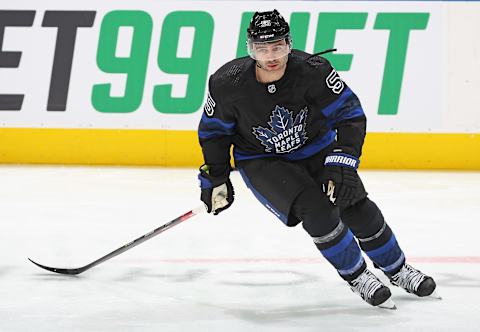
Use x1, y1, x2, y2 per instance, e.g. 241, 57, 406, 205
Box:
378, 298, 397, 310
428, 290, 442, 300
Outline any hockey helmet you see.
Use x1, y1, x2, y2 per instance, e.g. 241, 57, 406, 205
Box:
247, 10, 292, 61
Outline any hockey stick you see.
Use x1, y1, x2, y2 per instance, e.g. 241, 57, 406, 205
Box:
28, 205, 206, 275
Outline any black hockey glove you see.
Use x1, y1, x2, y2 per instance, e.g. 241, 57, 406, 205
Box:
321, 148, 360, 208
198, 165, 234, 215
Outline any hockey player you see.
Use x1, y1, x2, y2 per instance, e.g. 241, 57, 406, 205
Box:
197, 9, 438, 309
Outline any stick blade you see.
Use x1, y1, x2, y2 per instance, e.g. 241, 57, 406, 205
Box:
28, 258, 85, 275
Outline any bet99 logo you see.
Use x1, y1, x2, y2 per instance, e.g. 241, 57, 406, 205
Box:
1, 9, 430, 116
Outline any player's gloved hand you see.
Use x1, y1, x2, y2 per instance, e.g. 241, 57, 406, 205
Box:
198, 165, 234, 215
321, 148, 360, 208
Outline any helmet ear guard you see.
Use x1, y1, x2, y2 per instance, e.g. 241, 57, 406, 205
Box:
246, 9, 292, 60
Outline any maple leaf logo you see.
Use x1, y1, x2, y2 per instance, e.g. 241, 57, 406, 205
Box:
253, 106, 308, 154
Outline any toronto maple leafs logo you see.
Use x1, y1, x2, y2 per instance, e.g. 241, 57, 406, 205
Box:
253, 106, 308, 154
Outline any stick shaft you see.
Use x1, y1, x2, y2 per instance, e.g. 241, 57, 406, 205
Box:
29, 205, 206, 275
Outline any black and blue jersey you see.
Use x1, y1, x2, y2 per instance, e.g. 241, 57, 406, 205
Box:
198, 49, 366, 177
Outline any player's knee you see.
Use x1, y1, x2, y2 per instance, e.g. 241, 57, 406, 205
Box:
341, 197, 384, 237
291, 186, 340, 237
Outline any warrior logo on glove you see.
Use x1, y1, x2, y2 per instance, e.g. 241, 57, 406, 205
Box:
322, 149, 360, 208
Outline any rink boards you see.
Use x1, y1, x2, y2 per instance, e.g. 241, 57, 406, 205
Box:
1, 128, 478, 169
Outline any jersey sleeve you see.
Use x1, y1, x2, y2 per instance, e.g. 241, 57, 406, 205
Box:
198, 76, 236, 178
312, 60, 367, 157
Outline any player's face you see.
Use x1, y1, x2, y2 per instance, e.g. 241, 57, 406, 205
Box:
252, 39, 290, 72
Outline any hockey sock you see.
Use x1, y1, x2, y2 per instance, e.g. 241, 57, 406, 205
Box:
358, 222, 405, 275
341, 197, 405, 275
309, 221, 367, 281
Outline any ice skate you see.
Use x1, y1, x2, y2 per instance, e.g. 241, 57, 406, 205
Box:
389, 263, 441, 299
349, 269, 396, 309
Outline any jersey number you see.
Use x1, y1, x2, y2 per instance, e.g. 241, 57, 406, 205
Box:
326, 69, 345, 95
204, 91, 216, 116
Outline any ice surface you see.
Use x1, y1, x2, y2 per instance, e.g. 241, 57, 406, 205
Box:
1, 166, 479, 331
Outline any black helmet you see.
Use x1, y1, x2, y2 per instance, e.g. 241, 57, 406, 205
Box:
246, 10, 292, 59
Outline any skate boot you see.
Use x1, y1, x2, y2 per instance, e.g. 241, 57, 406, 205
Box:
349, 269, 396, 309
388, 263, 441, 299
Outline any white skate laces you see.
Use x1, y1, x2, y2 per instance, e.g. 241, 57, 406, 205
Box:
390, 264, 425, 292
351, 270, 382, 300
349, 269, 395, 309
389, 263, 439, 298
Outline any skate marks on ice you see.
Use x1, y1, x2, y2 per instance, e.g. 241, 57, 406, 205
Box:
7, 259, 480, 330
0, 266, 15, 278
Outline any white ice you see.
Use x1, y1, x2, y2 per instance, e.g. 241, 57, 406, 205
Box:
1, 166, 479, 332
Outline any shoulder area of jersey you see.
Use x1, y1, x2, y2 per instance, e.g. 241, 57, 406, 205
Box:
209, 56, 253, 88
289, 49, 333, 72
